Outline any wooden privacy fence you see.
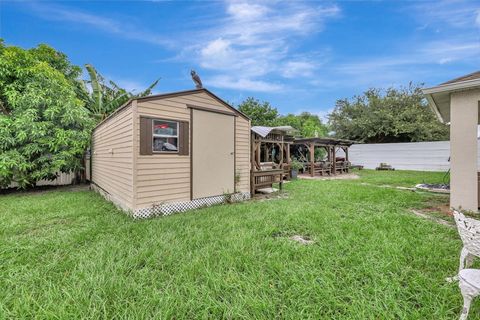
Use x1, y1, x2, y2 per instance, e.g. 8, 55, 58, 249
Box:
4, 155, 89, 189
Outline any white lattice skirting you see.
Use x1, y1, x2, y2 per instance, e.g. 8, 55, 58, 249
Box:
133, 192, 251, 219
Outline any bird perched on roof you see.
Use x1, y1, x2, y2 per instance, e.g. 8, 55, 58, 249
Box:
191, 70, 203, 89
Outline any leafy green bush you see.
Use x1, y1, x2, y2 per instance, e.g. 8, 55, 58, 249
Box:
0, 41, 93, 188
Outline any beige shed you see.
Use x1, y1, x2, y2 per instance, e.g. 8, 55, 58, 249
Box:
423, 71, 480, 212
91, 88, 251, 218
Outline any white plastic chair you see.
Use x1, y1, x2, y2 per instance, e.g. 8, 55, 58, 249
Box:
453, 211, 480, 319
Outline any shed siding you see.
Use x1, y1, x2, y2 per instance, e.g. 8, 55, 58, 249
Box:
92, 104, 134, 211
135, 98, 191, 208
235, 116, 251, 193
135, 92, 250, 209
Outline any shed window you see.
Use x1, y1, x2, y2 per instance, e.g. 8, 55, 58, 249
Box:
140, 116, 189, 156
153, 120, 178, 152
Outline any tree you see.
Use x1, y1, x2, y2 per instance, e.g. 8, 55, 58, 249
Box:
236, 97, 328, 137
0, 42, 93, 188
276, 112, 328, 137
238, 97, 279, 126
83, 64, 159, 122
328, 83, 449, 143
29, 44, 85, 98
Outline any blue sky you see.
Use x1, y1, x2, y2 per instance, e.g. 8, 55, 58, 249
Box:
1, 0, 480, 121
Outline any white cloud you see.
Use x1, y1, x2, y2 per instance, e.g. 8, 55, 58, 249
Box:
360, 0, 479, 87
201, 38, 231, 57
438, 57, 454, 65
198, 37, 282, 78
226, 2, 270, 21
328, 36, 480, 88
26, 1, 339, 93
412, 0, 480, 29
336, 40, 479, 74
407, 0, 480, 33
199, 38, 234, 70
205, 75, 283, 92
220, 2, 339, 46
282, 60, 317, 78
192, 1, 340, 91
420, 40, 480, 64
29, 3, 172, 47
331, 1, 480, 88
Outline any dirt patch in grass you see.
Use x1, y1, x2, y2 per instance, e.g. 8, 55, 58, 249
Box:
410, 209, 454, 228
409, 197, 454, 228
289, 235, 315, 245
271, 231, 315, 245
423, 203, 453, 216
253, 192, 289, 201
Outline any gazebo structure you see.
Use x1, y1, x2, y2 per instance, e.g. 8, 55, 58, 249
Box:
250, 126, 295, 194
291, 137, 355, 177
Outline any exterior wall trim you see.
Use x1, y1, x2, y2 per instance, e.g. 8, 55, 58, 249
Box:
423, 79, 480, 95
190, 107, 193, 201
132, 192, 251, 219
137, 88, 250, 121
132, 100, 138, 209
187, 104, 237, 117
234, 116, 236, 192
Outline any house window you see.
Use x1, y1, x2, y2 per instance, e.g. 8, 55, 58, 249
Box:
152, 119, 178, 152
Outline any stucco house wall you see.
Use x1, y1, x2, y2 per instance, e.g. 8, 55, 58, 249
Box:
424, 71, 480, 211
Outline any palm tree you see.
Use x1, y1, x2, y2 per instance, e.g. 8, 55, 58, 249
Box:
83, 64, 159, 122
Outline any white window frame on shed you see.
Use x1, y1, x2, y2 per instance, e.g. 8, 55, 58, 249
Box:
152, 119, 179, 153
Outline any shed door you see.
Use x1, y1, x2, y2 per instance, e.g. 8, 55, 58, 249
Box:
192, 109, 235, 199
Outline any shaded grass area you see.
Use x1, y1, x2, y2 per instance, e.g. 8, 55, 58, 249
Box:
0, 170, 467, 319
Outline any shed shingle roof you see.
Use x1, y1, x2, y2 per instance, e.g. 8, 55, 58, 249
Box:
441, 71, 480, 85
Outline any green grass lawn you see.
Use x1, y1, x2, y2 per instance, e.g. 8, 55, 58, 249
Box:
0, 170, 469, 319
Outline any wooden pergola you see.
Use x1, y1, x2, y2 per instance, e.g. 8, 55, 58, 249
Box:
291, 137, 355, 177
250, 126, 294, 194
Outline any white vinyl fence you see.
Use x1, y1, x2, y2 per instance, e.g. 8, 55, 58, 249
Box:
349, 141, 453, 171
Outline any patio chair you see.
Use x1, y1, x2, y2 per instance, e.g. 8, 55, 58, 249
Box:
453, 211, 480, 272
458, 269, 480, 320
453, 211, 480, 319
